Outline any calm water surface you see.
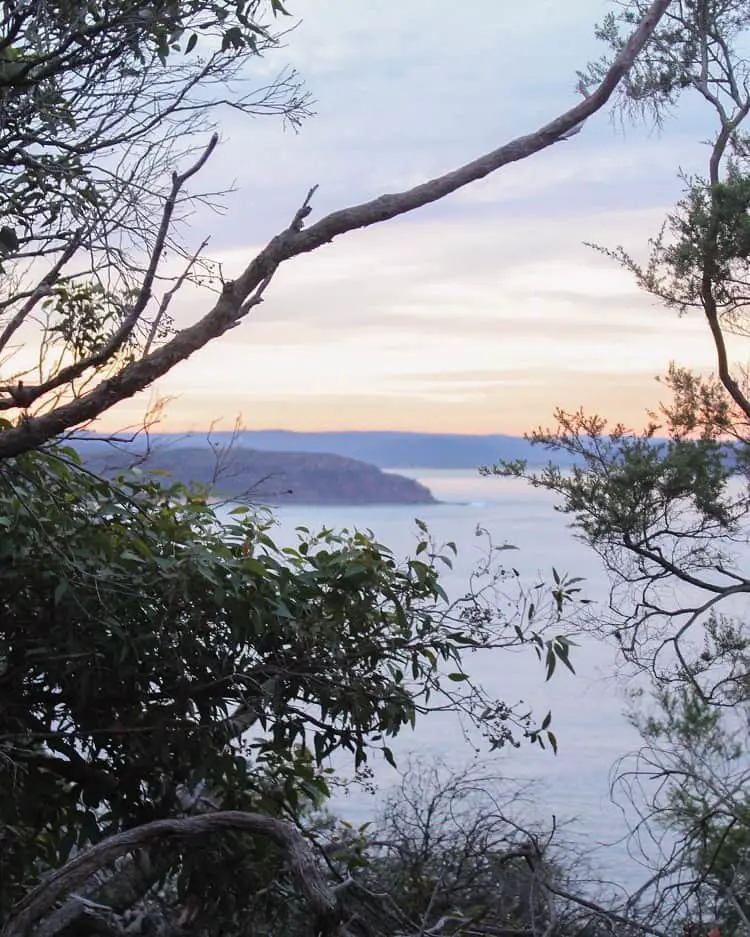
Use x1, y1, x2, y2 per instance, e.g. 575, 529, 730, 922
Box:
240, 470, 650, 884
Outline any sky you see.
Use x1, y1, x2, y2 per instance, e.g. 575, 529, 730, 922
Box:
98, 0, 732, 436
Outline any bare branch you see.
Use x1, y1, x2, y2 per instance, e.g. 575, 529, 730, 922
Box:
1, 811, 339, 937
0, 0, 673, 459
0, 234, 82, 354
0, 136, 219, 413
142, 237, 210, 357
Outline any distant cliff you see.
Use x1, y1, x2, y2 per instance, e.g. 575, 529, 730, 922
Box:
81, 446, 436, 505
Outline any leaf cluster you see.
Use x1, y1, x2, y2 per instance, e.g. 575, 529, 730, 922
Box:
492, 410, 737, 545
0, 447, 483, 915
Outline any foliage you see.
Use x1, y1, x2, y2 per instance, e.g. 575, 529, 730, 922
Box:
481, 2, 750, 932
0, 0, 309, 433
578, 0, 750, 122
621, 686, 750, 937
490, 0, 750, 707
0, 445, 577, 931
487, 408, 750, 703
0, 0, 306, 264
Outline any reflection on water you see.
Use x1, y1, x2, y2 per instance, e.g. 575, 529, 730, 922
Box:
226, 470, 649, 885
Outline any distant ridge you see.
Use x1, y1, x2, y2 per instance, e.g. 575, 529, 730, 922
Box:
73, 431, 549, 470
71, 430, 741, 478
80, 445, 436, 506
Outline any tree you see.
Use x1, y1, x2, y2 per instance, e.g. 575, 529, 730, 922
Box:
0, 1, 677, 934
0, 445, 581, 937
490, 0, 750, 928
493, 0, 750, 707
0, 0, 671, 458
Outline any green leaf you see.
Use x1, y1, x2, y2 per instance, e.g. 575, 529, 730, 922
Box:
229, 505, 250, 515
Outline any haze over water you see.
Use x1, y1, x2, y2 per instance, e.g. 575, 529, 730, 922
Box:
262, 470, 650, 887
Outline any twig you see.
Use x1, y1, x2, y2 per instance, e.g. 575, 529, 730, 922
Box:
0, 233, 82, 355
143, 237, 210, 356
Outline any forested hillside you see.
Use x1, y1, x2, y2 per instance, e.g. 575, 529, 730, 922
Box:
82, 445, 436, 504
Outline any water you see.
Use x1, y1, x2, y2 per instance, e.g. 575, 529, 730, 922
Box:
238, 469, 649, 885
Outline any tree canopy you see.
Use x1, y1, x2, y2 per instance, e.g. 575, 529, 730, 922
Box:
1, 442, 583, 935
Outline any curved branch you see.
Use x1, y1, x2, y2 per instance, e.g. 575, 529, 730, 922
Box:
698, 89, 750, 419
1, 811, 339, 937
0, 0, 672, 460
0, 234, 82, 354
0, 136, 219, 413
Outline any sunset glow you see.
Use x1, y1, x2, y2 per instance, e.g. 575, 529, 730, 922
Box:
92, 0, 732, 437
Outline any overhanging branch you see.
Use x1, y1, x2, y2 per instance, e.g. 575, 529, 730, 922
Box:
0, 0, 673, 460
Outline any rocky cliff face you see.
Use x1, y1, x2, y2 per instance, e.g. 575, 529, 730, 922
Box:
82, 446, 436, 505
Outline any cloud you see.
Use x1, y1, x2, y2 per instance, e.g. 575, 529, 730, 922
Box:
199, 0, 673, 240
95, 1, 726, 434
132, 200, 711, 433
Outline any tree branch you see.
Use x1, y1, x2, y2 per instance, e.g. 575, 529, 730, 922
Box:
1, 811, 339, 937
0, 136, 219, 413
0, 234, 82, 354
0, 0, 672, 459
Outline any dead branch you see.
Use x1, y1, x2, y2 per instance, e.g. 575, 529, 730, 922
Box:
1, 811, 339, 937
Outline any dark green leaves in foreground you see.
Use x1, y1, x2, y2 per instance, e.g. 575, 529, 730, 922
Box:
0, 445, 575, 913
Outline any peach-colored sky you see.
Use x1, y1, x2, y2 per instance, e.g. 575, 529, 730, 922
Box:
93, 0, 736, 437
